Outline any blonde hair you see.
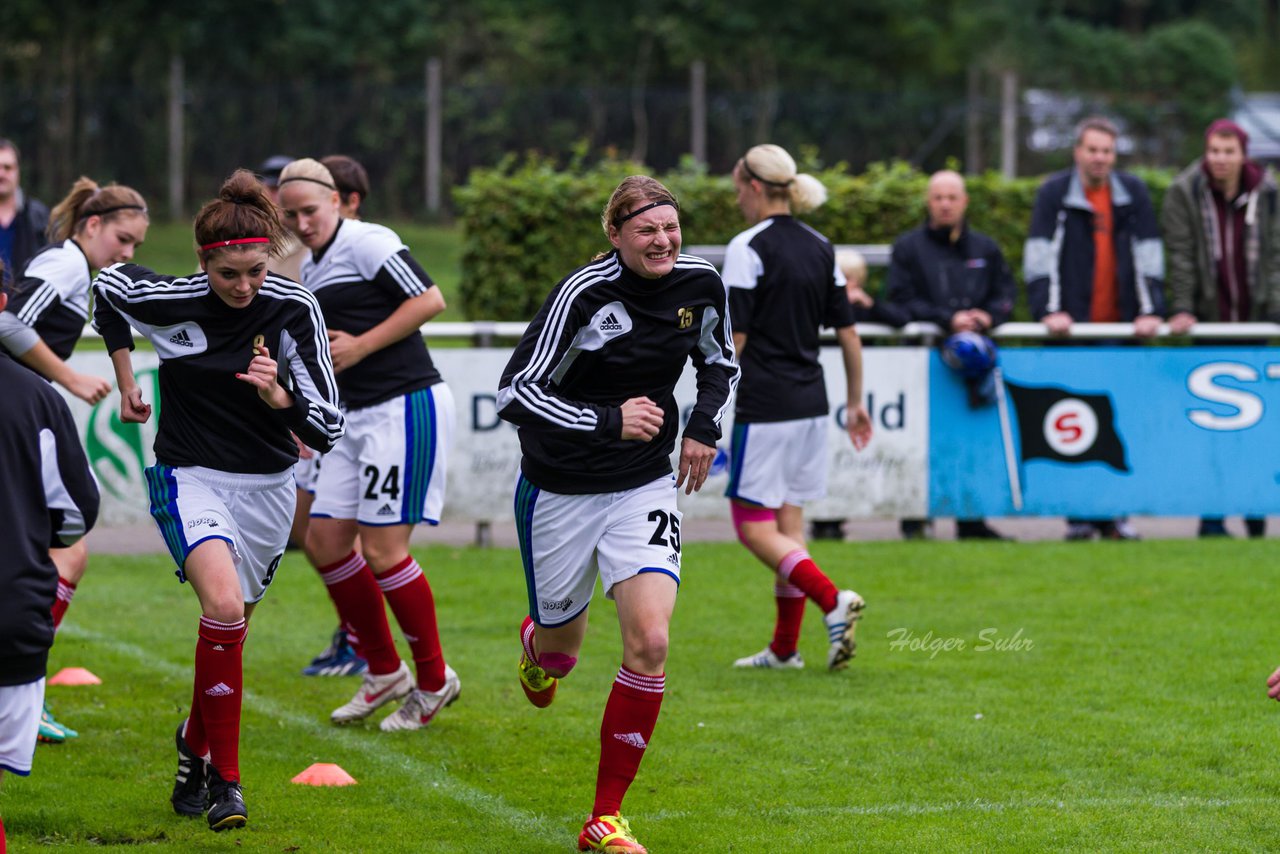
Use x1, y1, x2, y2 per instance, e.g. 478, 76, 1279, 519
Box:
835, 248, 868, 288
278, 157, 338, 192
736, 144, 827, 214
47, 177, 148, 243
600, 175, 679, 238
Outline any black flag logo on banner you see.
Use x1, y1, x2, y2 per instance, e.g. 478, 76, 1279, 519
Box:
1004, 382, 1129, 472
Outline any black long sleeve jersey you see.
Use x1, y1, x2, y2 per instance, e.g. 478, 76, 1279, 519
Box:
92, 264, 345, 474
5, 239, 93, 359
0, 355, 99, 685
299, 219, 442, 410
497, 250, 739, 495
721, 215, 856, 423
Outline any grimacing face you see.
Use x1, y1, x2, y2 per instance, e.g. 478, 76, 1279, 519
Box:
202, 246, 270, 309
609, 203, 681, 279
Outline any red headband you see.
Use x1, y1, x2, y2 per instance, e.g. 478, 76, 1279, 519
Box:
199, 237, 270, 252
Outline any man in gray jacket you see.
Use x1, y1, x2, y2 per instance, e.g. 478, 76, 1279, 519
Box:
1162, 118, 1280, 538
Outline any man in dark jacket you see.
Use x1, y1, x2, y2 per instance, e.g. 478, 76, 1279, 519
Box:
0, 282, 99, 827
1163, 118, 1280, 538
1023, 116, 1166, 541
887, 170, 1015, 540
1024, 117, 1165, 336
0, 140, 50, 284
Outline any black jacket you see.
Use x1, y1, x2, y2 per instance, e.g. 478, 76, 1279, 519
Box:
886, 222, 1016, 328
2, 190, 50, 285
1024, 169, 1166, 321
0, 354, 99, 685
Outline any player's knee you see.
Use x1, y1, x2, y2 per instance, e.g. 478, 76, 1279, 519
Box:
200, 597, 245, 627
731, 501, 777, 546
539, 652, 577, 678
625, 627, 670, 672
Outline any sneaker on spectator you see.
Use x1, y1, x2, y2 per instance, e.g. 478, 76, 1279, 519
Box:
1103, 519, 1141, 541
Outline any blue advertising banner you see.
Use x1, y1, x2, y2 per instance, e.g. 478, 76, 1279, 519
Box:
929, 346, 1280, 517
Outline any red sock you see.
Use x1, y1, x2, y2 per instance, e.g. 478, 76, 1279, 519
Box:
51, 578, 76, 631
315, 552, 400, 675
778, 549, 839, 613
184, 682, 209, 759
593, 667, 665, 817
769, 581, 807, 659
195, 616, 246, 783
375, 556, 445, 692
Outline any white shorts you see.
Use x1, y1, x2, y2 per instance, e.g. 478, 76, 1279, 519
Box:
293, 453, 323, 493
725, 416, 829, 509
144, 465, 295, 604
311, 384, 455, 526
516, 474, 682, 628
0, 678, 45, 776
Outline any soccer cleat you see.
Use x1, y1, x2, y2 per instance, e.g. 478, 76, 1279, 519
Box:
379, 665, 461, 732
823, 589, 866, 671
205, 767, 247, 832
579, 814, 647, 853
37, 702, 76, 743
171, 723, 208, 817
302, 627, 369, 677
733, 647, 805, 669
518, 653, 558, 708
330, 659, 413, 724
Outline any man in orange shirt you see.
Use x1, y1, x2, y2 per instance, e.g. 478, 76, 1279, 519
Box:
1024, 116, 1166, 540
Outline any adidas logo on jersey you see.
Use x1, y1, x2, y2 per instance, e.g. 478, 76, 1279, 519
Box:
204, 682, 234, 697
613, 731, 648, 749
169, 329, 195, 347
599, 312, 624, 332
377, 503, 396, 517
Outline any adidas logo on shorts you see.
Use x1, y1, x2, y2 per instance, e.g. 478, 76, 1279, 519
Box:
666, 552, 680, 567
169, 329, 195, 347
599, 312, 623, 332
377, 503, 396, 517
205, 682, 234, 697
613, 731, 647, 749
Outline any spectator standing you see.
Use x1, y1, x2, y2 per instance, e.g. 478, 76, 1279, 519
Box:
1163, 118, 1280, 538
0, 140, 49, 284
1024, 116, 1166, 541
886, 170, 1014, 540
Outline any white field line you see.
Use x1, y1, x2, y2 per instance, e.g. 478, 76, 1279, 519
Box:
60, 626, 566, 844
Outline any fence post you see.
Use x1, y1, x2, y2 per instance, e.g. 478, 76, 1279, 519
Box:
425, 57, 442, 215
690, 60, 707, 166
999, 68, 1019, 180
965, 65, 982, 175
168, 54, 185, 220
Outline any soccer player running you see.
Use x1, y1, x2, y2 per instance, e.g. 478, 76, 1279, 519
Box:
723, 144, 873, 672
92, 170, 344, 831
277, 158, 459, 732
498, 176, 738, 853
0, 177, 148, 743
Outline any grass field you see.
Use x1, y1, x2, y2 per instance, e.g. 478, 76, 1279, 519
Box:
7, 538, 1278, 852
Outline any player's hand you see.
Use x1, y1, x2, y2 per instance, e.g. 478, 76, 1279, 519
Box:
1042, 311, 1073, 336
292, 431, 314, 460
620, 396, 664, 441
847, 403, 873, 451
676, 437, 716, 495
1267, 665, 1280, 701
1168, 312, 1197, 335
66, 372, 112, 405
236, 344, 292, 409
119, 385, 152, 423
327, 329, 368, 373
1133, 314, 1161, 338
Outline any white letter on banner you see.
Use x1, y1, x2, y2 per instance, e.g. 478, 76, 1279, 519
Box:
1187, 362, 1262, 431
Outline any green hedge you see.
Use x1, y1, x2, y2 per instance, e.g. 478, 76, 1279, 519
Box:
455, 156, 1174, 322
